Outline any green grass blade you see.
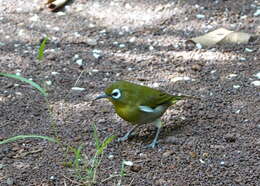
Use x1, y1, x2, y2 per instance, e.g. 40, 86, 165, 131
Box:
0, 135, 58, 145
97, 135, 115, 155
92, 124, 101, 149
37, 37, 48, 60
0, 73, 47, 96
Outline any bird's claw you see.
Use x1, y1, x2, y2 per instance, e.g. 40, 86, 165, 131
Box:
117, 135, 129, 142
144, 141, 158, 148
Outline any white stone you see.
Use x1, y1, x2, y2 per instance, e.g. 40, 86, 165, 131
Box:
113, 41, 119, 45
71, 87, 85, 91
119, 44, 125, 48
76, 59, 83, 66
233, 85, 240, 89
254, 72, 260, 79
45, 80, 52, 86
86, 38, 97, 46
73, 54, 80, 60
51, 72, 59, 75
235, 109, 240, 114
196, 43, 202, 49
57, 12, 66, 16
196, 14, 205, 19
227, 74, 237, 79
29, 15, 39, 22
129, 37, 136, 43
254, 9, 260, 17
251, 81, 260, 86
74, 32, 81, 37
245, 48, 253, 52
239, 57, 246, 61
108, 154, 114, 159
99, 29, 106, 34
171, 76, 193, 82
123, 160, 133, 166
53, 27, 60, 31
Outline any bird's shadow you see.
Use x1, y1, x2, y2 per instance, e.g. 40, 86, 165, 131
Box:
127, 119, 188, 143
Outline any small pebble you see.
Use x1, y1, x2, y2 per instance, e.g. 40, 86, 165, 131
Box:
171, 76, 193, 83
51, 72, 59, 75
226, 74, 237, 79
86, 38, 97, 46
191, 64, 201, 71
6, 178, 14, 185
196, 14, 205, 19
162, 150, 173, 158
245, 48, 253, 52
53, 27, 60, 31
45, 80, 52, 86
75, 59, 83, 66
57, 12, 66, 16
233, 85, 240, 89
196, 43, 202, 49
224, 133, 237, 142
119, 43, 125, 48
99, 29, 106, 34
73, 54, 80, 60
113, 41, 119, 45
176, 67, 185, 73
149, 46, 154, 51
254, 72, 260, 79
129, 37, 136, 43
74, 32, 81, 37
123, 160, 133, 166
139, 153, 147, 158
255, 139, 260, 146
29, 15, 39, 22
235, 109, 240, 114
92, 49, 102, 59
130, 165, 142, 172
71, 87, 85, 91
239, 57, 246, 61
190, 152, 197, 158
108, 154, 114, 159
254, 9, 260, 17
251, 81, 260, 86
92, 69, 99, 72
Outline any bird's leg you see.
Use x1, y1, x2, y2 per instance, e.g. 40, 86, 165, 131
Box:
145, 119, 162, 148
117, 125, 139, 142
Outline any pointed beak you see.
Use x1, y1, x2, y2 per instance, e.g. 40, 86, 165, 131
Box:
95, 93, 109, 100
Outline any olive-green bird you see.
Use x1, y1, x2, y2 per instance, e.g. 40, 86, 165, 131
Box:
96, 80, 195, 148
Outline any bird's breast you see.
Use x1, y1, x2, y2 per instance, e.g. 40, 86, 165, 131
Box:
115, 104, 168, 124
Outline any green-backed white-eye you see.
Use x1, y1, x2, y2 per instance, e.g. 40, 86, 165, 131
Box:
96, 80, 196, 148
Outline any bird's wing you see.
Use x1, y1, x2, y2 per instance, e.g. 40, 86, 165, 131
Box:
139, 90, 174, 108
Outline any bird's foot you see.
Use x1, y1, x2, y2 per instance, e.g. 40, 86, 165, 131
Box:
117, 135, 129, 142
144, 141, 158, 148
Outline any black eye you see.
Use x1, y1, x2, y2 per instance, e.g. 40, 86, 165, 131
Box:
111, 89, 121, 99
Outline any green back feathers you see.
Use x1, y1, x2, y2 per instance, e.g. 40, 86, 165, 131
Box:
105, 80, 195, 108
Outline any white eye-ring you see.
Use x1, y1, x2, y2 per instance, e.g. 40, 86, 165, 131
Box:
111, 89, 121, 99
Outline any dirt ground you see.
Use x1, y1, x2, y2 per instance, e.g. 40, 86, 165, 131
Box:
0, 0, 260, 185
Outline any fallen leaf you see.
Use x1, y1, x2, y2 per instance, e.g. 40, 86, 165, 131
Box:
187, 28, 254, 47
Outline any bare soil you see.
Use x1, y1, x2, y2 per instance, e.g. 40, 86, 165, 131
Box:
0, 0, 260, 185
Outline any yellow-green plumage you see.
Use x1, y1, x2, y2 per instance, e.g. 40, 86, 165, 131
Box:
96, 80, 195, 148
104, 80, 185, 124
